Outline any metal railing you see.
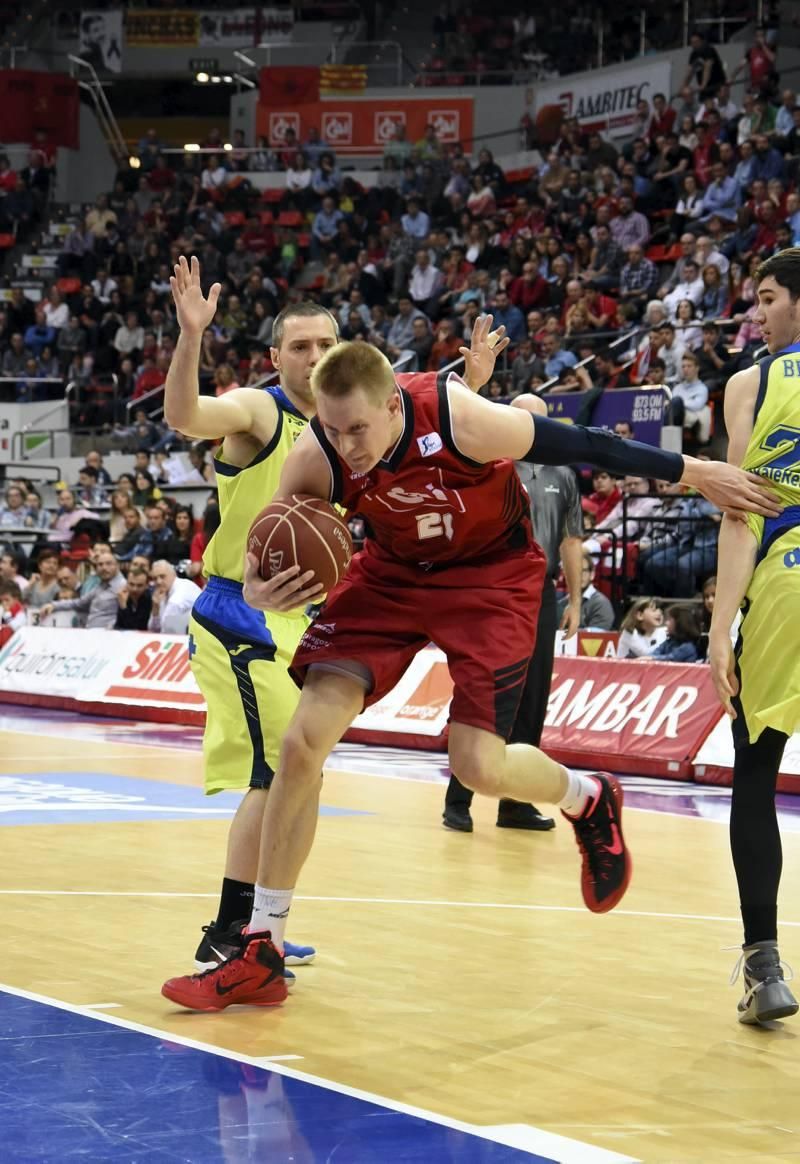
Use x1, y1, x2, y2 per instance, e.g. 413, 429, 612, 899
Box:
591, 496, 721, 612
67, 54, 128, 164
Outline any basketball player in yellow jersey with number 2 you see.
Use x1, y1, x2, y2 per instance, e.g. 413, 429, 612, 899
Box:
164, 255, 338, 980
710, 247, 800, 1026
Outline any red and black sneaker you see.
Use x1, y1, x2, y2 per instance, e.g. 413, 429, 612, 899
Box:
162, 931, 288, 1012
561, 773, 632, 913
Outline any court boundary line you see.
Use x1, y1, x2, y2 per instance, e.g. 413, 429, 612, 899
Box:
0, 888, 796, 929
0, 979, 637, 1164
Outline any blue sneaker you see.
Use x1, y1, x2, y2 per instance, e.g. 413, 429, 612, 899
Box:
283, 940, 316, 966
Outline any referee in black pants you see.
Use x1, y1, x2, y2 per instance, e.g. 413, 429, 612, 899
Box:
443, 394, 585, 832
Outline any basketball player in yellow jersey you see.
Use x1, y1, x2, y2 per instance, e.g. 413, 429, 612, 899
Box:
164, 256, 337, 976
710, 247, 800, 1026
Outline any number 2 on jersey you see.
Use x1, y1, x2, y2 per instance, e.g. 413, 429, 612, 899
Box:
759, 425, 800, 473
417, 512, 454, 541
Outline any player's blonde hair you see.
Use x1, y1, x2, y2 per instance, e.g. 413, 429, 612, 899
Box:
310, 341, 396, 402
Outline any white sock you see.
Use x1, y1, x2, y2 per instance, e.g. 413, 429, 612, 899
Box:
558, 768, 601, 818
248, 885, 294, 951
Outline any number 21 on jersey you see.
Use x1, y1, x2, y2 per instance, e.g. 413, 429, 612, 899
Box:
417, 512, 454, 540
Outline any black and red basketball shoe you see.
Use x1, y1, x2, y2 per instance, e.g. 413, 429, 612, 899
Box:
561, 773, 632, 913
162, 931, 287, 1012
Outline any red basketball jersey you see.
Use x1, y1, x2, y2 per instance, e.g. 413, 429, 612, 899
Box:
309, 370, 536, 566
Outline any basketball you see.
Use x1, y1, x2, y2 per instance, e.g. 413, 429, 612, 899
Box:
247, 494, 353, 592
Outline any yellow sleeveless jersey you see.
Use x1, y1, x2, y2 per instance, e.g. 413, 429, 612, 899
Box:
203, 386, 309, 583
736, 344, 800, 743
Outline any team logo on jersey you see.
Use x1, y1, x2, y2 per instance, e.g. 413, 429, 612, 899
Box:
417, 432, 443, 457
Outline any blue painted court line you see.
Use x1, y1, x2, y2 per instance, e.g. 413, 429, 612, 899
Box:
0, 772, 372, 826
0, 990, 558, 1163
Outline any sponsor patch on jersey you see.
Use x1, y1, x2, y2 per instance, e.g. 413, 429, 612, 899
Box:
417, 432, 443, 457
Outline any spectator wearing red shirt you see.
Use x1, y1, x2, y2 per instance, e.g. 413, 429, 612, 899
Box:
583, 470, 622, 525
241, 214, 274, 256
732, 28, 777, 96
649, 93, 676, 142
752, 201, 778, 254
509, 261, 549, 313
692, 123, 719, 188
427, 318, 463, 370
146, 154, 176, 193
133, 353, 169, 399
0, 155, 18, 194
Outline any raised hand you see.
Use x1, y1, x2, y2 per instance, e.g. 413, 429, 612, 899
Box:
459, 313, 510, 392
170, 255, 222, 337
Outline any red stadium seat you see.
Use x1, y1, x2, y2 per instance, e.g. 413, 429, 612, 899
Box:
224, 211, 246, 227
277, 211, 303, 227
0, 233, 15, 249
260, 189, 284, 204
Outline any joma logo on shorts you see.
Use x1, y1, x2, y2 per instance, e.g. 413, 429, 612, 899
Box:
784, 547, 800, 568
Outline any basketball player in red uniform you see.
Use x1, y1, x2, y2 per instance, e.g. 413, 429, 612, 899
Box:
162, 343, 781, 1010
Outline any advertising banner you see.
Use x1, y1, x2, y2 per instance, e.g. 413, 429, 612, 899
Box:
541, 658, 721, 778
78, 10, 123, 72
125, 10, 198, 46
0, 630, 731, 781
257, 95, 474, 155
536, 60, 672, 139
694, 717, 800, 795
540, 387, 664, 449
0, 627, 204, 716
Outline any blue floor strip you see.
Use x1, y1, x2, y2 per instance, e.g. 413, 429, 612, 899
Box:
0, 992, 554, 1163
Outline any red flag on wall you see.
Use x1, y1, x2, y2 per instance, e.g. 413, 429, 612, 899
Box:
259, 67, 319, 107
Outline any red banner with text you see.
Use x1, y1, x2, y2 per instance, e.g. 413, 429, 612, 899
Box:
541, 658, 722, 779
256, 96, 474, 155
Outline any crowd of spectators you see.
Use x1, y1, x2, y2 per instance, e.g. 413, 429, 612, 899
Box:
421, 0, 758, 85
0, 448, 222, 644
0, 25, 794, 630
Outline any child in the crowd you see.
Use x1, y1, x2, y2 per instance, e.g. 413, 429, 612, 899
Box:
617, 598, 668, 659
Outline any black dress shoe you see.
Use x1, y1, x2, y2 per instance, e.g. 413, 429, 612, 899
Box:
442, 804, 473, 832
496, 801, 556, 831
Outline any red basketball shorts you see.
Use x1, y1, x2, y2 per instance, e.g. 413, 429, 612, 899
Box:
290, 543, 546, 739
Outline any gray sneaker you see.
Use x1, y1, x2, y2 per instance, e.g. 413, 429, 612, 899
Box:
731, 940, 799, 1025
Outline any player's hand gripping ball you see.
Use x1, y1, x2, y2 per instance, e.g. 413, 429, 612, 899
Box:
247, 495, 353, 594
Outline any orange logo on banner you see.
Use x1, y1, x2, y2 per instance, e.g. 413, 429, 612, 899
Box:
322, 111, 353, 145
398, 661, 453, 721
577, 631, 618, 657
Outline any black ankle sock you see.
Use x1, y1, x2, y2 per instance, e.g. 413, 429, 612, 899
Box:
216, 878, 254, 929
741, 904, 778, 947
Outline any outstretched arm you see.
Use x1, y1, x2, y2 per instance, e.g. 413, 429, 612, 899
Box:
447, 377, 781, 519
164, 255, 276, 443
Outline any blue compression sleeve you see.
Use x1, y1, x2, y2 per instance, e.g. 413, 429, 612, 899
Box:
525, 415, 684, 483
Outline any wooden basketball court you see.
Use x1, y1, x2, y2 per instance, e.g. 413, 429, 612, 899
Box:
2, 709, 799, 1163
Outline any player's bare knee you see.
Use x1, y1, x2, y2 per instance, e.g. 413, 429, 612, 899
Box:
280, 722, 327, 785
452, 756, 501, 798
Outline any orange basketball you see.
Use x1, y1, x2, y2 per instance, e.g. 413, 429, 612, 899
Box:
247, 494, 353, 593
